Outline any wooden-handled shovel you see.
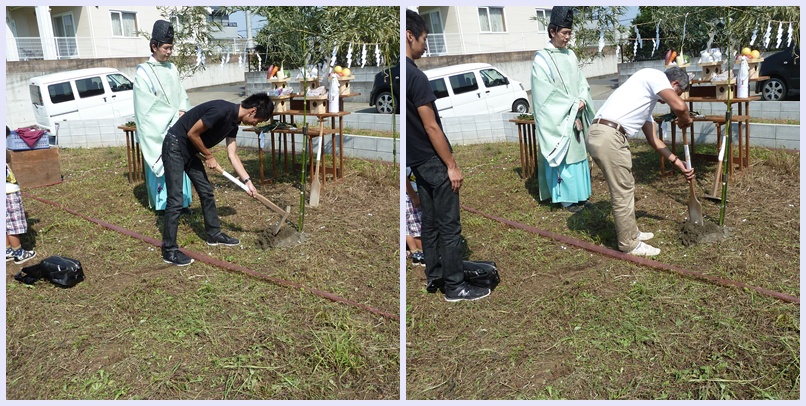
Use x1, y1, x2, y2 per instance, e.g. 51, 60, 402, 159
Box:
308, 119, 325, 207
309, 135, 323, 207
681, 129, 704, 226
199, 153, 290, 235
704, 132, 727, 201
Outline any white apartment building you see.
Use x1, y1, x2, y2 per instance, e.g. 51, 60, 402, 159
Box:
413, 6, 553, 56
5, 5, 246, 61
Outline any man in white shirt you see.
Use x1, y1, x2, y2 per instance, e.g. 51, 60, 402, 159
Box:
586, 67, 694, 256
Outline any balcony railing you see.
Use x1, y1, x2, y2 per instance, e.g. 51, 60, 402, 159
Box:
9, 36, 252, 61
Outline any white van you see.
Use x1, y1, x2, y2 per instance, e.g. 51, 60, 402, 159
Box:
424, 63, 530, 118
29, 68, 135, 131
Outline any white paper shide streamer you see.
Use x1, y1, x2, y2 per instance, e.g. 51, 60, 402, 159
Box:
655, 19, 661, 52
330, 44, 338, 67
598, 30, 605, 54
615, 45, 620, 59
749, 21, 758, 46
255, 52, 261, 72
787, 22, 793, 47
346, 43, 353, 68
195, 46, 203, 67
361, 44, 367, 68
375, 44, 381, 66
681, 14, 688, 49
775, 22, 783, 48
635, 26, 642, 48
763, 21, 771, 48
651, 38, 657, 57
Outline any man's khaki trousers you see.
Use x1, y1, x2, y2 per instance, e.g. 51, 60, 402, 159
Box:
586, 123, 641, 252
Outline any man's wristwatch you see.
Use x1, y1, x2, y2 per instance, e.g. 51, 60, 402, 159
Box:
243, 178, 251, 184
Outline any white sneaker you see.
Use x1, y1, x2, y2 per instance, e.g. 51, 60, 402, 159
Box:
637, 231, 654, 241
629, 242, 660, 256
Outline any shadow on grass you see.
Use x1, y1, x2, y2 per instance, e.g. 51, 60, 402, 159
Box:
566, 201, 616, 248
20, 215, 40, 251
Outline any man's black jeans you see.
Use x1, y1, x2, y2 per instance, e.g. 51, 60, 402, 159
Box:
412, 155, 464, 290
161, 132, 221, 254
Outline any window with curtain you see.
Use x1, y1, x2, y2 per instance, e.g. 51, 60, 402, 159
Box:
478, 7, 506, 33
111, 11, 138, 37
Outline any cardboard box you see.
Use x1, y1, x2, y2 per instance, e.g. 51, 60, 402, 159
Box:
6, 148, 62, 188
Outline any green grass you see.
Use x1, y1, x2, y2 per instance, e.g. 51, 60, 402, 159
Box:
406, 141, 799, 400
6, 146, 399, 400
343, 126, 399, 138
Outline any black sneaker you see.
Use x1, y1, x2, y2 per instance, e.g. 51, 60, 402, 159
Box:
207, 232, 239, 247
426, 278, 445, 294
163, 250, 194, 266
444, 283, 491, 302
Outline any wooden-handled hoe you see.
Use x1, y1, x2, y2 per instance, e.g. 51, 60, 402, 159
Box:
199, 153, 290, 235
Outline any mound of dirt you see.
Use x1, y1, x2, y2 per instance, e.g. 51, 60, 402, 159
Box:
679, 220, 731, 247
255, 227, 306, 249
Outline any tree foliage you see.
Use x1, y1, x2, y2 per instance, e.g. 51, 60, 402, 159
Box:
628, 6, 799, 62
137, 6, 222, 79
226, 6, 400, 71
532, 6, 628, 67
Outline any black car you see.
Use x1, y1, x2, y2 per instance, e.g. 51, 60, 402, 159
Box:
369, 64, 400, 114
756, 46, 799, 101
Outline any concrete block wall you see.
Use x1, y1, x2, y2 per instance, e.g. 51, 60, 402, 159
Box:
441, 113, 514, 146
486, 112, 800, 151
342, 113, 400, 134
53, 117, 133, 148
590, 100, 799, 122
442, 109, 800, 150
53, 117, 401, 162
235, 129, 400, 163
245, 66, 384, 104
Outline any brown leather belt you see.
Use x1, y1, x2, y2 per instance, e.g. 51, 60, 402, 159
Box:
593, 118, 626, 135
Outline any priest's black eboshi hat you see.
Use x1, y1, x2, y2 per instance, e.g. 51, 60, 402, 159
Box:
550, 6, 574, 29
151, 20, 174, 44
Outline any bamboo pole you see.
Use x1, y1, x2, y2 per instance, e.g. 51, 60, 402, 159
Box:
719, 10, 733, 225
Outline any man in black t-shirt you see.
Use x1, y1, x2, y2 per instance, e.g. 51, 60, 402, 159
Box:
161, 93, 273, 266
406, 10, 490, 302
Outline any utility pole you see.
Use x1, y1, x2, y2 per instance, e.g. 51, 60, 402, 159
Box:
245, 9, 253, 50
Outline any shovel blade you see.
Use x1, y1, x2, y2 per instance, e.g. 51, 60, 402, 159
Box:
273, 206, 291, 235
688, 199, 704, 225
309, 177, 321, 207
688, 183, 704, 226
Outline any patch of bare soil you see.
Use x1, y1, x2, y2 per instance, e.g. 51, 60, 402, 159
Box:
679, 221, 731, 246
255, 227, 307, 249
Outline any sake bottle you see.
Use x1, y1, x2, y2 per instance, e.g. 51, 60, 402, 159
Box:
328, 74, 340, 113
737, 57, 749, 99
